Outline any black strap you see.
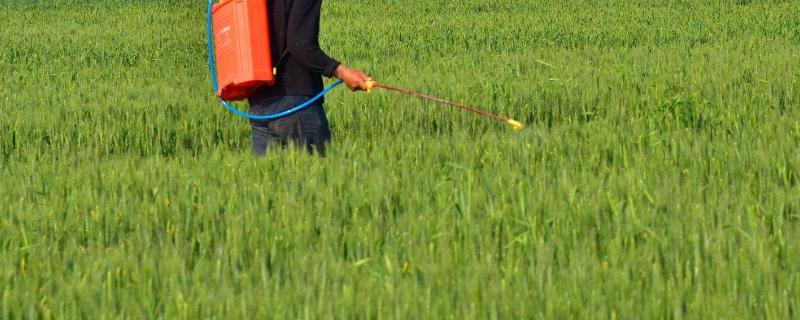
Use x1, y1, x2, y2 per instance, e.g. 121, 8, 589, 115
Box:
274, 0, 292, 70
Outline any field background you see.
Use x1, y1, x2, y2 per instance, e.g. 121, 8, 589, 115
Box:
1, 0, 799, 318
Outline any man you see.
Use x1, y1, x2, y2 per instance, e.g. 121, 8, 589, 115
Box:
248, 0, 371, 156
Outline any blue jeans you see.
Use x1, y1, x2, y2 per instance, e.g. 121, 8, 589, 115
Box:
248, 96, 331, 156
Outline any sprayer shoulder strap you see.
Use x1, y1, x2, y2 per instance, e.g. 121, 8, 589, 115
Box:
274, 0, 293, 68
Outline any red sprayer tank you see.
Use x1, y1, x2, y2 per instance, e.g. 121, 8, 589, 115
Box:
212, 0, 274, 101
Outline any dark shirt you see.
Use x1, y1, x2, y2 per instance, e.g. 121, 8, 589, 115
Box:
251, 0, 340, 100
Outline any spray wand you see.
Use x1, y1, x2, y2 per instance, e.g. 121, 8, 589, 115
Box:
365, 81, 525, 131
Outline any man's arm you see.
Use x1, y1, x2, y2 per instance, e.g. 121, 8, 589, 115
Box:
286, 0, 371, 91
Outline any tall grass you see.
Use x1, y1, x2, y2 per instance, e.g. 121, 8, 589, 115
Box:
1, 0, 798, 318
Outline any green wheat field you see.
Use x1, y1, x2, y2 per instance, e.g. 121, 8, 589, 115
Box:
1, 0, 799, 318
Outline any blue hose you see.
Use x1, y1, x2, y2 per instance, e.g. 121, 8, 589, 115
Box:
206, 0, 343, 120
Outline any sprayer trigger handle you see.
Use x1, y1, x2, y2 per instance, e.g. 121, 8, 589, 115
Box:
365, 80, 376, 93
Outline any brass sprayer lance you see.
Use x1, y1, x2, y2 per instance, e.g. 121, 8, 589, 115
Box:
365, 81, 525, 131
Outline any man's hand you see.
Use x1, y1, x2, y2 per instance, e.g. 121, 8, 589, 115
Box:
334, 64, 372, 91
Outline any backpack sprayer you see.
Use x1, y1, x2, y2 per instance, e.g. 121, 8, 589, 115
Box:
207, 0, 524, 131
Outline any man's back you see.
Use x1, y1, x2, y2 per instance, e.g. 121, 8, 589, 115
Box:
245, 0, 372, 156
250, 0, 340, 100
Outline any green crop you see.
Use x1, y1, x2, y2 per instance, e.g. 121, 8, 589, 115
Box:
1, 0, 799, 318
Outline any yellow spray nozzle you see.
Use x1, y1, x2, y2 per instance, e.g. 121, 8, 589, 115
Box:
365, 80, 376, 93
507, 119, 524, 131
